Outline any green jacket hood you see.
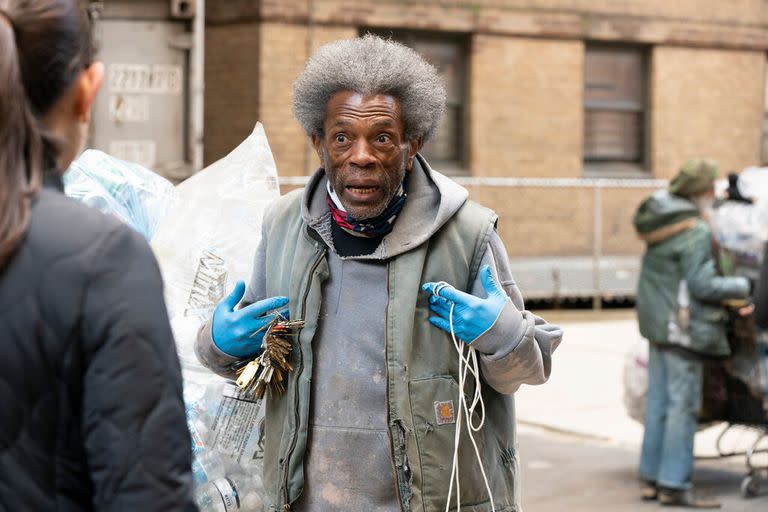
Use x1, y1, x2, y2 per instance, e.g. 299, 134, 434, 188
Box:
634, 190, 700, 244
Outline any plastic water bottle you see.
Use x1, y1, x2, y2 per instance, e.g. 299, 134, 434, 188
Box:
187, 406, 226, 484
195, 474, 264, 511
192, 450, 227, 485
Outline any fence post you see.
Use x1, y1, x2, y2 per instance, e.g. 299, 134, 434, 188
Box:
593, 185, 603, 310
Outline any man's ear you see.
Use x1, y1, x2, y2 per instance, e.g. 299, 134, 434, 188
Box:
74, 62, 105, 123
406, 136, 423, 170
311, 133, 324, 162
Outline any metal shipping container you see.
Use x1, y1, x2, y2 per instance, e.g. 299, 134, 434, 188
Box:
87, 0, 203, 181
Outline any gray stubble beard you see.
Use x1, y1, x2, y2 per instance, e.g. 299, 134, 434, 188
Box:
321, 148, 408, 220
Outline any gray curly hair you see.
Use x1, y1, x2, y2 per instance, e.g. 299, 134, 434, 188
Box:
293, 34, 446, 142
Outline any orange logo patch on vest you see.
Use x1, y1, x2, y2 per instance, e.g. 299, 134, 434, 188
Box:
434, 400, 456, 425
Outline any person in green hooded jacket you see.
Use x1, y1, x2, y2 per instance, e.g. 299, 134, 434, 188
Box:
633, 159, 750, 508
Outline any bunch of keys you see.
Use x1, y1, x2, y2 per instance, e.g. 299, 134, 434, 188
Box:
235, 314, 304, 400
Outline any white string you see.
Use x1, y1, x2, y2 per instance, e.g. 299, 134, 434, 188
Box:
432, 283, 495, 512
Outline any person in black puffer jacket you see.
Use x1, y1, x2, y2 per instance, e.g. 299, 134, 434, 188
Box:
0, 1, 196, 510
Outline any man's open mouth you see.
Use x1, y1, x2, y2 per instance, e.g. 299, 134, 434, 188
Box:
347, 186, 378, 194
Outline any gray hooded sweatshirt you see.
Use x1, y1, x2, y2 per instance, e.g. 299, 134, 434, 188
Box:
196, 156, 563, 511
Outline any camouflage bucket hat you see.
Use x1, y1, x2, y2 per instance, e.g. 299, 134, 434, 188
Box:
668, 159, 719, 198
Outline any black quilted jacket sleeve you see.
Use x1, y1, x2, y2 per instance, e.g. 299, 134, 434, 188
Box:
79, 223, 197, 511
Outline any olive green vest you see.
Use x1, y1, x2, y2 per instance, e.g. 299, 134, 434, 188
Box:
260, 191, 521, 512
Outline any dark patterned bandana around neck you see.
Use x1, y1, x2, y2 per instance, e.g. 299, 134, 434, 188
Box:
326, 174, 408, 238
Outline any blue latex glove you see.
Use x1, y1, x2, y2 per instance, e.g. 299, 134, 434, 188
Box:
421, 265, 510, 344
212, 280, 289, 358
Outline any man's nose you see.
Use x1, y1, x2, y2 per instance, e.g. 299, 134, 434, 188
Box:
349, 139, 377, 168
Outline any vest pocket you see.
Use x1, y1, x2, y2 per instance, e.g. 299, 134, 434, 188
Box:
409, 375, 498, 510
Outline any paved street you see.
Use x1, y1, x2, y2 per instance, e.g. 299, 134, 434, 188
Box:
519, 424, 766, 511
514, 310, 768, 511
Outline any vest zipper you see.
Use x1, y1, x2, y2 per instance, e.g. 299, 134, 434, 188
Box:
282, 245, 327, 511
384, 264, 407, 510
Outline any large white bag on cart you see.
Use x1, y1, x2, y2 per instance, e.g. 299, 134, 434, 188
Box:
713, 167, 768, 265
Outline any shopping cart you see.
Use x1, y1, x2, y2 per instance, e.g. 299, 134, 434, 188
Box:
696, 302, 768, 498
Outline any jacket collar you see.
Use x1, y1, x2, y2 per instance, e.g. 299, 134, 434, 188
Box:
43, 171, 64, 192
637, 218, 698, 245
300, 154, 469, 260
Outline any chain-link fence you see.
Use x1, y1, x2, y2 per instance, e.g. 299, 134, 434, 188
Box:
280, 175, 667, 308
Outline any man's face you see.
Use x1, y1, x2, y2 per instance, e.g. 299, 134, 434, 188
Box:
693, 185, 716, 216
312, 91, 421, 220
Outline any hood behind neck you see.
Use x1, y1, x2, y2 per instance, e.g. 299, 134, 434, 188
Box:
634, 189, 700, 244
300, 154, 468, 260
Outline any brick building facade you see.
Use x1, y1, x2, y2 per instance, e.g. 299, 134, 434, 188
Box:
204, 0, 768, 268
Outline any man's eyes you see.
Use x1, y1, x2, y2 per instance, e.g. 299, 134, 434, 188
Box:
331, 133, 394, 145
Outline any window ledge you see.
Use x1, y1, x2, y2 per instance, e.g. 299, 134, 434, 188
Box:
583, 162, 650, 179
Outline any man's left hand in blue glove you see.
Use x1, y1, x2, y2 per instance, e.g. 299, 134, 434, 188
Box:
421, 265, 510, 344
212, 280, 289, 358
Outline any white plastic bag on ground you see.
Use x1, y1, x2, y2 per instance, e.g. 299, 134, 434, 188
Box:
623, 337, 649, 424
151, 123, 279, 510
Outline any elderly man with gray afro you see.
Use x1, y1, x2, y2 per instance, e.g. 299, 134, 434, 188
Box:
196, 34, 562, 512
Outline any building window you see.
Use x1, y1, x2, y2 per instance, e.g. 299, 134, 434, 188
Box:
363, 29, 468, 175
583, 46, 647, 176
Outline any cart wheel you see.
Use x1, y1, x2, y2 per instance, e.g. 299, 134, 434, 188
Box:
740, 476, 759, 498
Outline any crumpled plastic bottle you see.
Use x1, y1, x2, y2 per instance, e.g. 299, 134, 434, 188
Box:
194, 473, 264, 512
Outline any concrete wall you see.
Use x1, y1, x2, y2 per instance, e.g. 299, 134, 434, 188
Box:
601, 187, 653, 255
204, 6, 355, 172
469, 36, 583, 178
245, 22, 356, 176
205, 0, 768, 262
206, 0, 768, 176
204, 23, 261, 165
256, 22, 311, 177
258, 0, 768, 50
464, 185, 653, 258
650, 47, 766, 179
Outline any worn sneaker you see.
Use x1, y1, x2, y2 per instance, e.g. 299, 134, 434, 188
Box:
641, 480, 658, 501
658, 488, 721, 508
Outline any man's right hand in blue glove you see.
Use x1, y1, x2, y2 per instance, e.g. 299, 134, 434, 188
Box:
212, 280, 289, 358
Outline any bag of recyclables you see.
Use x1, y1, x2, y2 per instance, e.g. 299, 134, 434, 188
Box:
154, 123, 279, 511
622, 337, 648, 424
712, 167, 768, 267
65, 124, 280, 511
63, 150, 177, 240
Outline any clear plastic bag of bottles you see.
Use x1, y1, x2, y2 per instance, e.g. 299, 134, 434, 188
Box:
186, 379, 266, 511
63, 149, 177, 240
153, 123, 280, 511
65, 124, 280, 510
